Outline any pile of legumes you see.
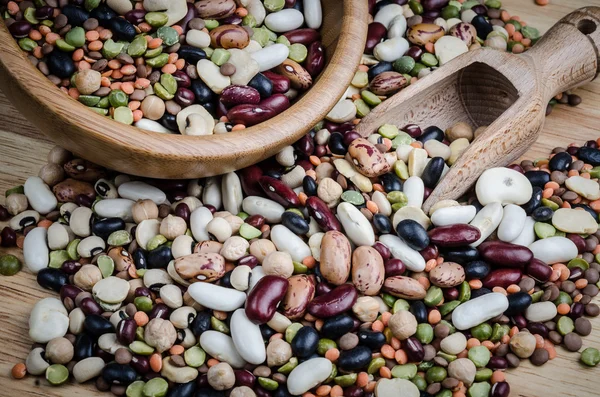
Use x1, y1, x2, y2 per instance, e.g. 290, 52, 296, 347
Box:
2, 116, 600, 397
2, 0, 580, 135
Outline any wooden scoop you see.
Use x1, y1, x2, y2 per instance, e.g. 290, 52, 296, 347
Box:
357, 7, 600, 213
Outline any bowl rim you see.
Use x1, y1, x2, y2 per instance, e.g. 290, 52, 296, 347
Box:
0, 0, 368, 178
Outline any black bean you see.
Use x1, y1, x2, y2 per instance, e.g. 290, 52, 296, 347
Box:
260, 323, 277, 341
504, 292, 532, 316
133, 248, 147, 270
578, 147, 600, 166
337, 345, 372, 370
160, 113, 179, 132
190, 79, 215, 104
102, 363, 137, 385
470, 287, 493, 299
471, 15, 493, 39
421, 157, 445, 188
36, 268, 69, 292
167, 381, 197, 397
248, 73, 273, 99
84, 314, 115, 337
196, 388, 226, 397
328, 132, 347, 155
61, 5, 90, 26
524, 171, 550, 188
320, 314, 355, 339
147, 245, 173, 269
443, 247, 479, 264
178, 45, 207, 64
417, 126, 444, 143
303, 175, 318, 196
357, 329, 386, 350
291, 326, 319, 358
92, 217, 125, 240
379, 173, 403, 192
373, 213, 393, 234
396, 219, 430, 251
464, 260, 491, 280
281, 211, 310, 235
273, 386, 294, 397
74, 333, 95, 361
190, 311, 211, 337
89, 5, 116, 27
531, 206, 553, 222
47, 50, 75, 79
521, 186, 542, 215
368, 61, 393, 80
410, 300, 428, 323
549, 152, 572, 171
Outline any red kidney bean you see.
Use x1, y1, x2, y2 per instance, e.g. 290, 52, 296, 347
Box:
227, 104, 276, 126
427, 225, 481, 247
295, 133, 315, 156
80, 297, 103, 316
342, 130, 362, 146
384, 259, 406, 277
305, 41, 325, 77
234, 370, 256, 388
365, 22, 387, 54
569, 302, 585, 319
568, 266, 584, 281
246, 275, 289, 324
0, 205, 9, 221
527, 322, 549, 338
135, 287, 152, 298
306, 196, 342, 232
525, 258, 552, 282
172, 70, 192, 88
443, 287, 459, 301
404, 337, 425, 362
238, 255, 258, 269
259, 94, 290, 113
175, 203, 191, 224
8, 20, 31, 38
507, 164, 524, 173
178, 3, 198, 32
245, 214, 266, 228
60, 284, 83, 304
482, 269, 523, 289
255, 387, 272, 397
420, 244, 438, 261
491, 382, 510, 397
239, 165, 264, 197
406, 46, 424, 61
117, 318, 137, 345
307, 283, 358, 318
282, 28, 321, 45
1, 226, 17, 247
285, 0, 297, 7
373, 241, 391, 260
566, 233, 586, 253
125, 9, 146, 24
263, 71, 291, 94
316, 281, 334, 296
478, 241, 533, 268
258, 176, 300, 208
221, 85, 261, 107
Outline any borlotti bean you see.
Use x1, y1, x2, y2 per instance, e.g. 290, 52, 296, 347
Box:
528, 237, 579, 264
230, 309, 266, 365
199, 331, 247, 369
23, 227, 49, 273
188, 282, 246, 311
287, 358, 332, 395
452, 293, 509, 331
23, 176, 57, 214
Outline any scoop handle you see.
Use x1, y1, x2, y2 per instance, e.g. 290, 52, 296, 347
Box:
524, 6, 600, 100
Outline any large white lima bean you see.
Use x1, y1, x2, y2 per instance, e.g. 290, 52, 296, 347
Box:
378, 234, 426, 272
188, 282, 246, 311
270, 225, 311, 262
199, 331, 247, 368
230, 309, 266, 365
190, 206, 214, 242
451, 293, 509, 330
264, 9, 304, 32
475, 167, 533, 205
118, 181, 166, 205
497, 204, 526, 242
24, 176, 57, 214
23, 227, 49, 273
29, 298, 69, 343
287, 358, 332, 395
528, 236, 578, 264
243, 196, 285, 223
94, 198, 135, 222
251, 44, 290, 72
469, 202, 503, 247
303, 0, 322, 29
337, 202, 375, 246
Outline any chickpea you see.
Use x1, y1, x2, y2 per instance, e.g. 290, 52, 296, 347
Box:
352, 296, 380, 322
266, 339, 292, 367
230, 386, 256, 397
46, 337, 74, 364
249, 239, 276, 263
6, 193, 28, 216
160, 215, 187, 240
47, 146, 71, 165
132, 199, 159, 224
207, 362, 235, 390
388, 310, 418, 340
262, 251, 294, 278
220, 236, 250, 261
73, 264, 103, 291
38, 163, 65, 187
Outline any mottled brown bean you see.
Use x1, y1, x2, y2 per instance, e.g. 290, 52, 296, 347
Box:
282, 274, 316, 319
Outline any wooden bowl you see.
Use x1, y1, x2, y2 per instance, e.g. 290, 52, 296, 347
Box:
0, 0, 367, 179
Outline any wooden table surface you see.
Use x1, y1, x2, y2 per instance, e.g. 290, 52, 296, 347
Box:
1, 1, 600, 396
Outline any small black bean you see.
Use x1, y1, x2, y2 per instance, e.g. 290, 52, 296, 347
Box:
373, 213, 393, 234
337, 345, 372, 370
320, 314, 354, 340
291, 326, 319, 358
504, 292, 532, 316
410, 300, 428, 323
417, 126, 444, 144
84, 314, 115, 337
421, 157, 445, 188
521, 186, 542, 215
396, 219, 429, 251
531, 206, 553, 222
548, 152, 572, 171
37, 267, 69, 292
357, 329, 386, 350
190, 311, 211, 337
281, 211, 309, 235
379, 173, 403, 192
74, 333, 95, 361
102, 363, 137, 385
464, 260, 491, 280
248, 73, 273, 99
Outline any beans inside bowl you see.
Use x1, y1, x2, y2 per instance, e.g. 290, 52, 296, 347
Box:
3, 0, 328, 135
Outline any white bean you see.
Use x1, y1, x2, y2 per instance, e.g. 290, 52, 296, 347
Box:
243, 196, 285, 223
222, 172, 243, 215
303, 0, 322, 29
431, 205, 476, 227
287, 358, 332, 395
528, 236, 578, 264
188, 283, 246, 311
171, 235, 194, 258
47, 222, 73, 250
94, 198, 135, 222
77, 236, 106, 258
23, 227, 49, 274
451, 293, 509, 330
469, 202, 503, 247
403, 176, 424, 208
24, 176, 57, 214
388, 15, 408, 38
475, 167, 533, 206
230, 309, 266, 365
264, 9, 304, 32
379, 234, 426, 272
510, 216, 535, 247
135, 219, 160, 250
190, 206, 214, 242
374, 4, 404, 28
29, 298, 69, 343
524, 302, 558, 322
73, 357, 105, 383
497, 204, 526, 242
373, 37, 409, 62
251, 43, 290, 72
200, 331, 247, 368
270, 225, 312, 262
337, 202, 375, 246
118, 181, 167, 205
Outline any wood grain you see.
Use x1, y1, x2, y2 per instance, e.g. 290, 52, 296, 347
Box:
0, 0, 368, 179
0, 1, 600, 396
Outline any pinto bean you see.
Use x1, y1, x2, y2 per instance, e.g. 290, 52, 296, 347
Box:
352, 246, 385, 295
282, 275, 316, 320
383, 276, 427, 300
320, 231, 351, 285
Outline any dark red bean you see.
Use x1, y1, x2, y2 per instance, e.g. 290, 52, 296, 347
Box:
404, 337, 425, 362
234, 369, 256, 388
487, 356, 508, 370
525, 258, 552, 282
427, 224, 481, 247
306, 196, 342, 232
405, 46, 424, 61
443, 287, 459, 301
507, 164, 524, 173
245, 214, 266, 228
135, 287, 152, 298
482, 269, 523, 289
373, 241, 391, 260
305, 41, 325, 77
1, 226, 17, 247
175, 203, 191, 224
526, 322, 549, 338
0, 205, 9, 221
512, 314, 527, 329
316, 281, 334, 296
227, 104, 276, 126
8, 20, 31, 38
263, 71, 291, 94
342, 130, 362, 146
259, 94, 290, 113
80, 297, 103, 315
491, 382, 510, 397
60, 284, 83, 303
178, 2, 198, 32
125, 9, 146, 24
172, 70, 192, 88
420, 245, 438, 261
295, 133, 315, 156
384, 258, 406, 277
149, 303, 170, 320
282, 28, 321, 45
258, 176, 300, 208
365, 22, 387, 54
566, 233, 586, 253
478, 241, 533, 267
307, 283, 358, 318
569, 302, 585, 319
35, 6, 55, 20
422, 0, 449, 9
246, 275, 289, 324
130, 355, 150, 374
239, 165, 264, 197
117, 318, 137, 345
221, 85, 261, 107
61, 260, 82, 275
238, 255, 258, 269
175, 87, 195, 107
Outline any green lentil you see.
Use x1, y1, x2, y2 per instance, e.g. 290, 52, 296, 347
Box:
392, 298, 410, 313
5, 185, 24, 197
462, 0, 481, 9
367, 357, 386, 375
285, 323, 303, 343
46, 364, 69, 386
109, 90, 128, 108
381, 293, 397, 308
90, 107, 108, 115
334, 373, 358, 387
146, 53, 169, 68
252, 28, 271, 47
211, 48, 231, 66
157, 26, 179, 46
55, 39, 75, 52
468, 346, 491, 368
411, 375, 428, 391
145, 12, 169, 27
393, 56, 416, 74
137, 269, 147, 278
184, 346, 206, 367
18, 37, 38, 51
317, 339, 337, 355
128, 35, 148, 57
361, 90, 382, 107
589, 166, 600, 179
102, 39, 124, 59
354, 99, 371, 118
126, 380, 146, 397
146, 235, 167, 251
114, 107, 134, 125
143, 377, 168, 397
258, 377, 279, 391
490, 324, 510, 342
264, 0, 285, 11
530, 290, 544, 303
0, 254, 22, 276
468, 382, 491, 397
23, 7, 39, 24
145, 46, 164, 58
541, 198, 559, 210
554, 291, 573, 306
581, 347, 600, 367
160, 73, 178, 95
79, 95, 101, 107
211, 316, 230, 334
410, 63, 427, 77
568, 258, 589, 270
417, 361, 434, 372
97, 96, 111, 108
67, 239, 81, 260
378, 124, 399, 139
289, 43, 308, 63
441, 5, 460, 19
136, 326, 145, 341
416, 323, 434, 344
204, 19, 219, 30
409, 0, 423, 14
436, 352, 457, 363
458, 281, 471, 302
471, 323, 493, 341
292, 261, 308, 274
49, 250, 70, 269
66, 27, 86, 47
341, 190, 365, 205
534, 222, 556, 239
439, 300, 461, 316
391, 364, 418, 379
425, 286, 444, 307
388, 191, 408, 204
557, 316, 575, 336
239, 223, 262, 240
473, 369, 492, 382
129, 341, 155, 355
484, 0, 502, 8
394, 160, 410, 180
391, 132, 414, 149
275, 35, 290, 46
522, 26, 540, 40
154, 83, 174, 100
84, 0, 100, 11
277, 357, 298, 374
108, 230, 132, 246
325, 364, 338, 384
421, 53, 438, 67
352, 71, 369, 88
425, 366, 446, 383
135, 296, 153, 312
